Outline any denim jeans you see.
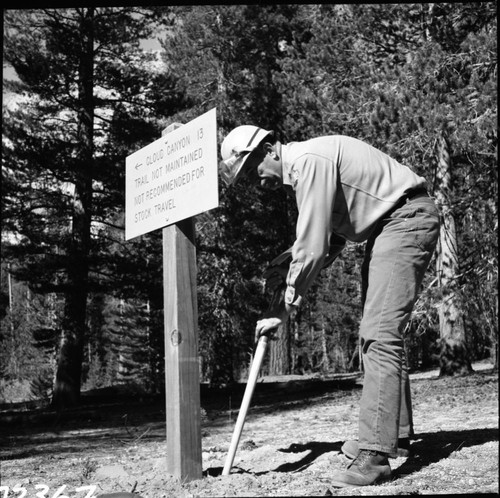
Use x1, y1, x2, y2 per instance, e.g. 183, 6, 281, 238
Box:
358, 194, 440, 456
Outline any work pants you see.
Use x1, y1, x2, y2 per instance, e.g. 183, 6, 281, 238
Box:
358, 194, 440, 456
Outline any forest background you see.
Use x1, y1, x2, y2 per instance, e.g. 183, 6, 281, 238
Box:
1, 3, 497, 410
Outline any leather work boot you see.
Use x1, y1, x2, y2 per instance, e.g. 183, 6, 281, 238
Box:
331, 449, 392, 487
341, 438, 410, 459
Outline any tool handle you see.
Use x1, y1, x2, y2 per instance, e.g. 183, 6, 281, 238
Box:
222, 286, 284, 476
222, 335, 268, 476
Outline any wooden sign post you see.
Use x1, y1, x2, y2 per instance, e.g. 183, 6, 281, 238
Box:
125, 109, 218, 482
162, 124, 201, 481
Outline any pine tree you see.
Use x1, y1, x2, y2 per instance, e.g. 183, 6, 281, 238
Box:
274, 2, 497, 373
434, 134, 472, 375
157, 5, 304, 382
2, 7, 180, 406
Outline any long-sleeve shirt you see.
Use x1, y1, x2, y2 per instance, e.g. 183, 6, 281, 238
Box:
280, 135, 427, 306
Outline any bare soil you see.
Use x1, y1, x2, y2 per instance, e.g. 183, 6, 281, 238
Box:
0, 361, 498, 497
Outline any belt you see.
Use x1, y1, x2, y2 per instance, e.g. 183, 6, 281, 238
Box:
393, 187, 429, 211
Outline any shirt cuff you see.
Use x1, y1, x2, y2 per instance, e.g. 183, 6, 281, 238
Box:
285, 260, 304, 306
285, 286, 303, 307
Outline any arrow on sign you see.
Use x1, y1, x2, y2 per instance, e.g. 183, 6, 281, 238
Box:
135, 162, 143, 170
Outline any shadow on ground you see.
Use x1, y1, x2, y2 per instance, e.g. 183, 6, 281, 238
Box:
201, 427, 498, 479
269, 441, 345, 474
393, 427, 499, 479
222, 427, 498, 479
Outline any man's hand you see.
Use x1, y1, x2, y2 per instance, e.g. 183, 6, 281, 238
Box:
255, 292, 295, 343
263, 248, 292, 292
263, 264, 288, 292
255, 316, 283, 342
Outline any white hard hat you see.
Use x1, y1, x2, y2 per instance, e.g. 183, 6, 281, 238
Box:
219, 125, 272, 186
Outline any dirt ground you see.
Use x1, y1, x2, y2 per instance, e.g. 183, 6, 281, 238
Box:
0, 360, 498, 497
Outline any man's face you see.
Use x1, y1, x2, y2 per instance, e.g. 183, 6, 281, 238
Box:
244, 144, 282, 190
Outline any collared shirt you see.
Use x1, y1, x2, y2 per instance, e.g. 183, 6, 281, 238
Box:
281, 135, 427, 306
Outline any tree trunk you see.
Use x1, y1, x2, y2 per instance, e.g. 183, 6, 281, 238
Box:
52, 9, 95, 409
434, 134, 472, 376
320, 326, 330, 372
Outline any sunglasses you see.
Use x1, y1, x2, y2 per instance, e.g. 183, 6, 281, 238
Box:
219, 148, 253, 186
